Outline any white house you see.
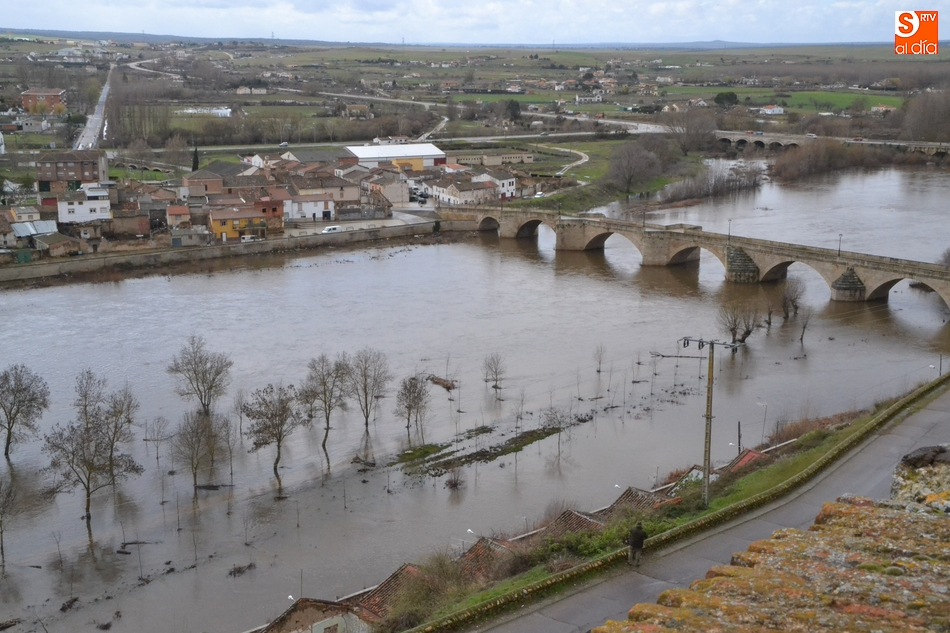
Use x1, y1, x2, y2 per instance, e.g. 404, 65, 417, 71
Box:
286, 193, 336, 221
472, 170, 517, 200
761, 105, 785, 115
345, 143, 446, 170
57, 186, 111, 224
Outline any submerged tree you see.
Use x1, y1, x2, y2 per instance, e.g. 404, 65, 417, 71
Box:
0, 364, 51, 458
346, 348, 393, 430
243, 384, 305, 492
43, 372, 143, 520
167, 335, 234, 417
717, 303, 761, 345
394, 373, 432, 443
483, 352, 506, 391
299, 353, 350, 448
172, 410, 216, 491
0, 473, 18, 566
781, 279, 805, 319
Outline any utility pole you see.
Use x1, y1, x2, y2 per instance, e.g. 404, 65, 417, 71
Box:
680, 336, 741, 507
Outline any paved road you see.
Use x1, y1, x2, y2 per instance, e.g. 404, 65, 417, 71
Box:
74, 64, 113, 150
474, 385, 950, 633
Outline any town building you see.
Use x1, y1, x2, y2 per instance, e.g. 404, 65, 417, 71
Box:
345, 143, 446, 170
20, 88, 67, 112
35, 150, 109, 194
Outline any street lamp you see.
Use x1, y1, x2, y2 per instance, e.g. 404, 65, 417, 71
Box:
837, 233, 843, 257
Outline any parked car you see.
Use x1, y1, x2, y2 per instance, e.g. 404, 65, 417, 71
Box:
806, 133, 818, 139
321, 225, 342, 234
279, 141, 289, 147
419, 199, 427, 206
534, 192, 544, 198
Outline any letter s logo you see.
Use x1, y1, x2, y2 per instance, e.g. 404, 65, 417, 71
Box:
896, 11, 920, 37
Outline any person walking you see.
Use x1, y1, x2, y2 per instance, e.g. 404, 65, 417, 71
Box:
627, 521, 648, 567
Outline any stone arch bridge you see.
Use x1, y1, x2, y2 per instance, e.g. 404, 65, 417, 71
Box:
439, 206, 950, 307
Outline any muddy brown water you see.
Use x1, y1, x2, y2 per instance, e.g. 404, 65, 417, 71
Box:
1, 167, 949, 632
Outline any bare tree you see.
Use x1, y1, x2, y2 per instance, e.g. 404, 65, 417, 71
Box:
0, 364, 51, 458
167, 335, 234, 417
299, 353, 350, 448
99, 383, 139, 484
346, 348, 393, 430
593, 344, 606, 374
608, 142, 660, 194
43, 372, 143, 520
937, 247, 950, 267
0, 473, 17, 566
393, 373, 431, 443
145, 416, 173, 466
781, 279, 805, 319
483, 352, 506, 390
171, 411, 214, 491
164, 134, 189, 174
665, 108, 715, 156
231, 388, 247, 435
243, 384, 305, 491
717, 303, 760, 344
799, 307, 813, 344
216, 414, 238, 483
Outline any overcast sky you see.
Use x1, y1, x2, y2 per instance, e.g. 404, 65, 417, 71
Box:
6, 1, 945, 45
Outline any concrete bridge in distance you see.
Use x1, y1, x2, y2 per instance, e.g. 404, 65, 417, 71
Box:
439, 206, 950, 307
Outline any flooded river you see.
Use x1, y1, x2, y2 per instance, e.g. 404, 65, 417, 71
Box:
1, 166, 949, 632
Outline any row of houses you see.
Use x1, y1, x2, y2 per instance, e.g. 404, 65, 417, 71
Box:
3, 143, 531, 259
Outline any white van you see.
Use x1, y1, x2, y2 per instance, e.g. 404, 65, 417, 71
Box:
321, 225, 342, 234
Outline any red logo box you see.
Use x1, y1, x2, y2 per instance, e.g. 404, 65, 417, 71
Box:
895, 11, 938, 55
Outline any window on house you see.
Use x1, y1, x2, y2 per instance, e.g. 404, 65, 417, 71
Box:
220, 220, 226, 227
68, 208, 75, 214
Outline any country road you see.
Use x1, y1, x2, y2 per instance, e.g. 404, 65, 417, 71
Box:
474, 381, 950, 633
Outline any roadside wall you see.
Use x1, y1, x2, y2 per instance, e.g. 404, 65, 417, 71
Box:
0, 220, 479, 284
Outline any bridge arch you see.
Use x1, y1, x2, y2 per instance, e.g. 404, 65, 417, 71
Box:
768, 141, 784, 151
515, 218, 557, 238
667, 243, 729, 269
865, 276, 950, 307
478, 216, 500, 232
580, 230, 648, 255
752, 140, 766, 149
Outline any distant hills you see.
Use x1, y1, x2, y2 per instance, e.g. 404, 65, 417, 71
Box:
1, 28, 889, 49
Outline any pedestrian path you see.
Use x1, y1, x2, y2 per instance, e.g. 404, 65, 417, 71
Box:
477, 387, 950, 633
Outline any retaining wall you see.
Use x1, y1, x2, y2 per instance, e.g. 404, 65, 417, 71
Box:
0, 220, 479, 284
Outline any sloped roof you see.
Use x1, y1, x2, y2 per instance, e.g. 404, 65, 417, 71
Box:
355, 563, 419, 619
541, 509, 605, 540
593, 487, 667, 521
459, 537, 514, 579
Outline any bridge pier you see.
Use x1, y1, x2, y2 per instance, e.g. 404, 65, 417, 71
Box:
725, 246, 761, 283
831, 269, 867, 302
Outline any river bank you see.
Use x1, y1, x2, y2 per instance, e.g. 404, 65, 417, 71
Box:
0, 220, 478, 289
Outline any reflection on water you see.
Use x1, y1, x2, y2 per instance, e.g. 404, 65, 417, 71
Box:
0, 167, 949, 632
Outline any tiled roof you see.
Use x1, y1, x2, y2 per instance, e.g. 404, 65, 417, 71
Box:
541, 510, 605, 540
593, 487, 667, 521
596, 495, 950, 633
459, 537, 514, 579
356, 563, 420, 619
